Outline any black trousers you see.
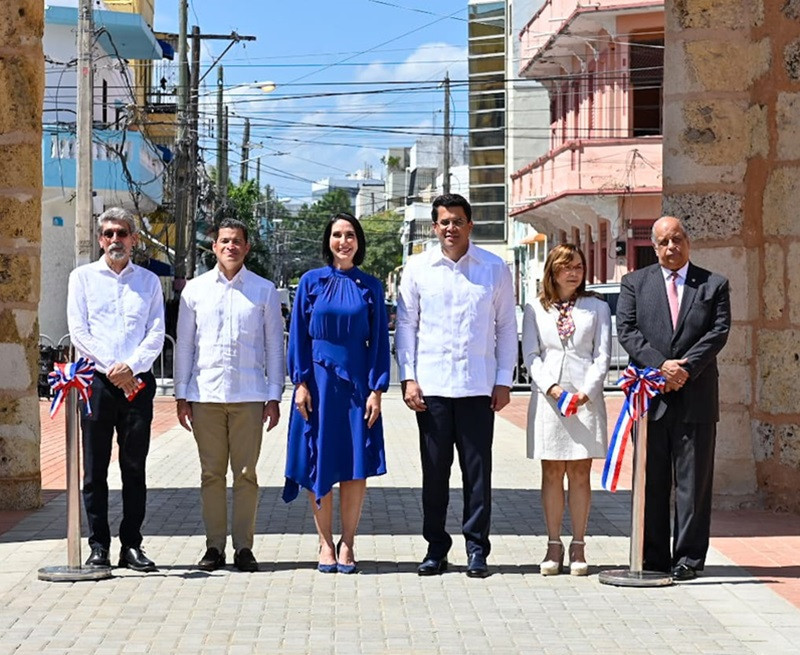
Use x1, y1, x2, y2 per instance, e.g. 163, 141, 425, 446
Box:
643, 409, 717, 572
416, 396, 494, 559
81, 371, 156, 549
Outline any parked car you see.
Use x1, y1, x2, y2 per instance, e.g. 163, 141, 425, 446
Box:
585, 282, 628, 381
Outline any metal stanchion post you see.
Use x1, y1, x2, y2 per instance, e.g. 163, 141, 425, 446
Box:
599, 418, 673, 587
38, 386, 112, 582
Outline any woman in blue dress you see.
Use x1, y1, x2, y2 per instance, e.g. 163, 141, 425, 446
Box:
283, 213, 391, 574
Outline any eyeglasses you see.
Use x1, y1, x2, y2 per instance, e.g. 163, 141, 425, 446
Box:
435, 219, 468, 228
101, 228, 130, 239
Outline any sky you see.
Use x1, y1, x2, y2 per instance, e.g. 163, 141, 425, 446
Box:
152, 0, 471, 203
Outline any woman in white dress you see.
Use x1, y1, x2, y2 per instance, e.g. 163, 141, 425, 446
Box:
522, 244, 611, 576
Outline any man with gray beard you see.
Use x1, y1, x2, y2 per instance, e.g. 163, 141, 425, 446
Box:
67, 207, 165, 571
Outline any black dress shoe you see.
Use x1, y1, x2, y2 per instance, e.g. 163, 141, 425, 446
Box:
417, 556, 448, 576
234, 548, 259, 572
85, 545, 110, 567
466, 553, 489, 579
672, 563, 698, 581
118, 546, 157, 572
197, 547, 226, 571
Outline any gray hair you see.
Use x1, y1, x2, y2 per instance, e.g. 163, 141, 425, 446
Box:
97, 207, 137, 234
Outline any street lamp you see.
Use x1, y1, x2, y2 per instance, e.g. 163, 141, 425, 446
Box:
214, 68, 277, 204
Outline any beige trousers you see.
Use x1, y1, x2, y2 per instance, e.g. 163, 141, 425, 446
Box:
191, 402, 264, 552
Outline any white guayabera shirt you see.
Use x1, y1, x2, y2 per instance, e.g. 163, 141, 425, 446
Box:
174, 265, 285, 403
67, 258, 165, 375
395, 242, 517, 398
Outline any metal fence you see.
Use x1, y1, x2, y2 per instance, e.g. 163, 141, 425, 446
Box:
510, 337, 628, 391
39, 331, 625, 399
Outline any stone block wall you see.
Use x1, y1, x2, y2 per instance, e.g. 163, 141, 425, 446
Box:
0, 1, 44, 509
665, 0, 800, 510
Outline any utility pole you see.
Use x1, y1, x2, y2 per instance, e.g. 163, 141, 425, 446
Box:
75, 0, 94, 267
187, 25, 201, 278
222, 106, 229, 206
255, 157, 262, 220
176, 29, 256, 278
216, 65, 226, 210
240, 117, 250, 184
172, 0, 190, 290
442, 72, 451, 195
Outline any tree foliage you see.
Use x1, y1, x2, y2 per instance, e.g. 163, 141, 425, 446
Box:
199, 178, 289, 281
272, 189, 353, 285
360, 210, 403, 283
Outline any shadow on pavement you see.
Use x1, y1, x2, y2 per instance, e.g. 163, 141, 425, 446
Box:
2, 486, 638, 544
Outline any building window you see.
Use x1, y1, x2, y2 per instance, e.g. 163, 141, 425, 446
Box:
469, 0, 506, 242
470, 186, 505, 204
630, 37, 664, 137
470, 130, 504, 149
470, 167, 505, 186
471, 221, 506, 241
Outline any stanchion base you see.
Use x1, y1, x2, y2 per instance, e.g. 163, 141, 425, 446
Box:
38, 565, 113, 582
599, 568, 673, 588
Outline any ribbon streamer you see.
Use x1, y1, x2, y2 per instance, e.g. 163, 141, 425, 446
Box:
601, 365, 665, 492
557, 390, 579, 417
48, 357, 96, 419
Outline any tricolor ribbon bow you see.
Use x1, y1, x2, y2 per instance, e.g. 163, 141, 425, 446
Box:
601, 365, 665, 492
48, 357, 96, 419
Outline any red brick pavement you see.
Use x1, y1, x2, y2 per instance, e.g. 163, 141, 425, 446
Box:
0, 398, 177, 535
500, 393, 800, 609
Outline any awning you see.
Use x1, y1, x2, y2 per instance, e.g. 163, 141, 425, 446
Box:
145, 258, 173, 277
518, 233, 546, 246
157, 39, 175, 60
46, 6, 162, 60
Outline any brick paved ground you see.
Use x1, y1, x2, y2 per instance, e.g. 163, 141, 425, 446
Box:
0, 392, 797, 654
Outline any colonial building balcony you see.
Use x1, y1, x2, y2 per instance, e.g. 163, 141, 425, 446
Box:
519, 0, 663, 78
510, 136, 661, 228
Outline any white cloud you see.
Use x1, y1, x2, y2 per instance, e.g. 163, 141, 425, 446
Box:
357, 42, 467, 85
205, 41, 468, 199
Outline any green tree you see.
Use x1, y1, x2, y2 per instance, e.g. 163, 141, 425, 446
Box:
276, 189, 353, 284
360, 210, 403, 283
200, 178, 278, 279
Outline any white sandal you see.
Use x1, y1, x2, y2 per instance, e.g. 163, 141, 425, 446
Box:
568, 540, 589, 576
540, 539, 564, 576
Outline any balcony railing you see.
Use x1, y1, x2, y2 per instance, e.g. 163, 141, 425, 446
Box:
43, 126, 165, 207
511, 137, 662, 209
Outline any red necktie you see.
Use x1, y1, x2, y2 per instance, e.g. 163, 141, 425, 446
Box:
667, 271, 680, 329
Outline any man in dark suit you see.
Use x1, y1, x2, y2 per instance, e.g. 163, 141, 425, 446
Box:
617, 216, 730, 581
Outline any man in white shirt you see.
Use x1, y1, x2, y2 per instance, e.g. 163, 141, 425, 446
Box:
67, 207, 165, 572
175, 218, 285, 572
395, 194, 517, 578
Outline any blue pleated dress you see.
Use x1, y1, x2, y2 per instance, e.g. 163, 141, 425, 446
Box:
282, 266, 391, 504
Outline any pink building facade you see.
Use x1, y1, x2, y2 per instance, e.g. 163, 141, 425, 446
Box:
511, 0, 664, 281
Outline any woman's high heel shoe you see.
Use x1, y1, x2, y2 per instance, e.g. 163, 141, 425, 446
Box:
336, 540, 358, 575
568, 540, 588, 576
540, 540, 564, 576
317, 543, 337, 574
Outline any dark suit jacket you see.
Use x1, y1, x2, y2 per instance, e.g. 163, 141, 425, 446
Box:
617, 262, 730, 423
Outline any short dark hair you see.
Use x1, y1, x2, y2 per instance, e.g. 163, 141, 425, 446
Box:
322, 213, 366, 266
213, 217, 249, 243
431, 193, 472, 223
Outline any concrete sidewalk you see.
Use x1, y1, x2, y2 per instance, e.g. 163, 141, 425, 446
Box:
0, 391, 798, 654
